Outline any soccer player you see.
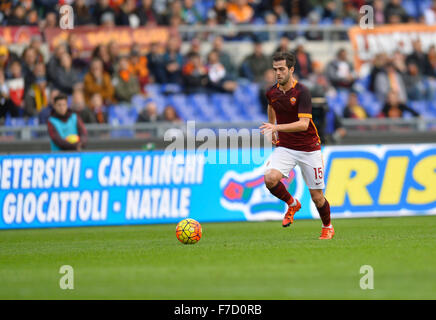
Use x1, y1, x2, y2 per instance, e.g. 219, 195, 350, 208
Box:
260, 51, 334, 240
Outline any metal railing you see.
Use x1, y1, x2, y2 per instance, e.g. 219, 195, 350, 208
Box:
1, 118, 435, 143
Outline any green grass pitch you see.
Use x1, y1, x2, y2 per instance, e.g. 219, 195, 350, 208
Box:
1, 216, 435, 299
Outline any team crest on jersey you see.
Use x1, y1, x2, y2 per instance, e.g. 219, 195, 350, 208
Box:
290, 97, 297, 105
220, 160, 304, 221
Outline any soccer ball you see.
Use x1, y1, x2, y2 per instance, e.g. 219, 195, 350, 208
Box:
66, 134, 80, 144
176, 219, 202, 244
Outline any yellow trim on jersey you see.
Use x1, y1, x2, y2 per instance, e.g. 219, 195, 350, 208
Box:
298, 113, 312, 118
292, 80, 298, 88
310, 119, 321, 144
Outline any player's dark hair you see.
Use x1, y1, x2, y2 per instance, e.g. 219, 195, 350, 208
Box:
272, 51, 296, 69
54, 94, 68, 104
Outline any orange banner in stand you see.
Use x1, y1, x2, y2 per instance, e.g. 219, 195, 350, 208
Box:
0, 26, 41, 44
44, 26, 172, 52
348, 24, 436, 72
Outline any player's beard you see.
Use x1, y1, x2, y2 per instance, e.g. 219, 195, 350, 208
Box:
278, 72, 291, 86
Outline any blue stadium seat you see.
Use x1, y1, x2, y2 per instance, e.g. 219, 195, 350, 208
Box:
145, 84, 162, 96
402, 0, 419, 18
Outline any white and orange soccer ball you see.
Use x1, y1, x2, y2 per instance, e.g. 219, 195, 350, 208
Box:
176, 219, 202, 244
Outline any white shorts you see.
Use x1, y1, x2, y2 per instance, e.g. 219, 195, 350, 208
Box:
265, 147, 325, 189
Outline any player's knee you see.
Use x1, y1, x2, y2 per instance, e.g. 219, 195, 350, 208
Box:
264, 172, 280, 189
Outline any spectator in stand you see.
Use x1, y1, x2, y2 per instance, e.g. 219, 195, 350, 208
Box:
212, 36, 237, 80
425, 45, 436, 78
0, 68, 11, 119
39, 89, 60, 125
164, 38, 184, 84
162, 105, 182, 123
92, 44, 114, 76
424, 0, 436, 25
114, 56, 141, 103
283, 0, 312, 18
406, 40, 427, 75
83, 58, 115, 106
5, 60, 25, 116
161, 0, 183, 25
73, 0, 94, 26
6, 4, 26, 25
403, 62, 430, 101
92, 0, 116, 25
326, 48, 355, 89
118, 0, 141, 27
331, 17, 348, 41
100, 11, 116, 27
71, 89, 97, 124
207, 50, 238, 93
305, 11, 323, 41
182, 52, 208, 93
29, 35, 45, 64
137, 101, 162, 122
306, 61, 334, 98
272, 4, 289, 24
368, 52, 388, 93
240, 41, 270, 82
136, 0, 160, 26
227, 0, 254, 25
66, 35, 88, 79
0, 45, 10, 71
381, 90, 420, 118
384, 0, 409, 23
88, 93, 107, 123
392, 50, 407, 74
108, 41, 121, 68
374, 62, 407, 103
273, 36, 291, 55
256, 11, 279, 41
322, 1, 338, 20
259, 68, 276, 114
294, 41, 313, 80
186, 37, 202, 56
129, 45, 149, 93
52, 52, 80, 95
209, 0, 228, 25
182, 0, 203, 25
47, 94, 87, 152
43, 11, 58, 29
286, 15, 301, 40
21, 47, 38, 91
147, 42, 168, 84
24, 62, 49, 117
373, 0, 386, 25
47, 43, 68, 84
343, 92, 368, 119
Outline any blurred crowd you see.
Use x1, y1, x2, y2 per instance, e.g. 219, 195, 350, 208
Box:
0, 0, 435, 32
1, 31, 431, 127
1, 0, 435, 130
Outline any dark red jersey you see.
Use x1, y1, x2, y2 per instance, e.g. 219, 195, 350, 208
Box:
266, 81, 321, 152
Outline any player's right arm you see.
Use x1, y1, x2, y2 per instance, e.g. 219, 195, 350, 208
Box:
267, 104, 276, 124
267, 104, 279, 144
